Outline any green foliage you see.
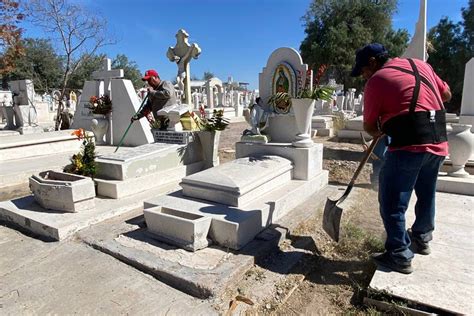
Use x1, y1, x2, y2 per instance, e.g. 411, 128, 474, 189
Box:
63, 129, 97, 178
428, 0, 473, 113
68, 54, 105, 90
4, 38, 63, 93
112, 54, 142, 89
300, 0, 409, 92
201, 110, 230, 131
88, 95, 112, 115
202, 71, 215, 80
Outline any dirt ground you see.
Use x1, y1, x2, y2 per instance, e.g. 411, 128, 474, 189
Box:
1, 122, 388, 314
218, 122, 387, 315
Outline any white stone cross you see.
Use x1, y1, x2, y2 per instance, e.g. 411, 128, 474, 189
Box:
92, 58, 124, 97
167, 29, 201, 107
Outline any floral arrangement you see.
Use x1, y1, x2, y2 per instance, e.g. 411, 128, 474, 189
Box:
89, 95, 112, 115
192, 107, 230, 131
268, 64, 334, 114
63, 128, 97, 178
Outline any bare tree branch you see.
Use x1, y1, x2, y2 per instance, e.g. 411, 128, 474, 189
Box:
25, 0, 114, 130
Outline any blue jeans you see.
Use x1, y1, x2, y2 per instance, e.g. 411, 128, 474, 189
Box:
378, 150, 445, 263
371, 135, 390, 183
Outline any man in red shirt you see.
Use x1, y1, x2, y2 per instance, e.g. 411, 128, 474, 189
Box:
351, 43, 452, 274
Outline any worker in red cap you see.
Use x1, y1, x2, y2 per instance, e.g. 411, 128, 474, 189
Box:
131, 69, 177, 128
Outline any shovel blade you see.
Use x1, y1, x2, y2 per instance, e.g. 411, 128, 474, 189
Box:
322, 198, 343, 242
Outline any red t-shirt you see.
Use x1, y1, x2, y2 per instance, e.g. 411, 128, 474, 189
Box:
363, 58, 450, 156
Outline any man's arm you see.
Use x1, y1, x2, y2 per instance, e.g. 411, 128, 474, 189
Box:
363, 121, 383, 137
441, 85, 452, 102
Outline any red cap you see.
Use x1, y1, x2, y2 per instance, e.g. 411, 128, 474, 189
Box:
142, 69, 159, 81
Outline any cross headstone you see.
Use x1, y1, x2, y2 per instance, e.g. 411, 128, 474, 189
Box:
92, 58, 124, 98
167, 29, 201, 107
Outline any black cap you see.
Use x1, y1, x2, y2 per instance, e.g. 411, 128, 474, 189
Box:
350, 43, 388, 77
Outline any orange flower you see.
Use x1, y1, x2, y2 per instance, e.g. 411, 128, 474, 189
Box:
71, 128, 85, 140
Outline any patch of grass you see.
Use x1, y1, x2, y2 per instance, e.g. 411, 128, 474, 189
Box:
334, 223, 384, 259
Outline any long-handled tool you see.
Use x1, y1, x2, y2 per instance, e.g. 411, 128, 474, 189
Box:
322, 136, 380, 242
114, 93, 149, 153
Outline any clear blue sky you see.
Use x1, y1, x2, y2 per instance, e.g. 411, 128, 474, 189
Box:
22, 0, 468, 90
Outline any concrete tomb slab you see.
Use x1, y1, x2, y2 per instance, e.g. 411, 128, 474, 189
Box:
145, 169, 328, 250
95, 142, 202, 181
29, 170, 95, 213
235, 142, 323, 180
0, 130, 87, 161
180, 155, 293, 207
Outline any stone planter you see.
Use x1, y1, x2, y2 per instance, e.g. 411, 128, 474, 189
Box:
447, 123, 474, 177
144, 206, 212, 251
90, 113, 109, 145
291, 98, 315, 147
198, 130, 221, 168
29, 170, 96, 212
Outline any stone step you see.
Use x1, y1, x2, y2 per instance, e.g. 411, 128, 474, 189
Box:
180, 155, 293, 207
437, 173, 474, 195
0, 130, 86, 161
95, 161, 203, 199
344, 117, 364, 131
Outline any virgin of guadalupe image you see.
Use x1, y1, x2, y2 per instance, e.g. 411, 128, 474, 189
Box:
275, 68, 289, 93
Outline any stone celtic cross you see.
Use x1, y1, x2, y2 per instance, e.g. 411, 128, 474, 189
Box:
167, 29, 201, 106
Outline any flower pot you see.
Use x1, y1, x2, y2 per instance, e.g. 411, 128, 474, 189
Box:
291, 98, 315, 147
198, 130, 221, 169
447, 123, 474, 178
90, 114, 109, 145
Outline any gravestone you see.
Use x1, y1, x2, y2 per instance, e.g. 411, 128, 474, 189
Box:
459, 58, 474, 162
167, 29, 201, 106
460, 58, 474, 132
71, 58, 154, 146
8, 79, 42, 134
259, 47, 311, 142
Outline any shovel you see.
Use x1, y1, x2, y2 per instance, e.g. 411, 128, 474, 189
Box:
322, 135, 380, 242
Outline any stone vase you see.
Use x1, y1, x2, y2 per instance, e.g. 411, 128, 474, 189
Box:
90, 114, 109, 145
291, 98, 315, 147
198, 130, 221, 169
447, 123, 474, 178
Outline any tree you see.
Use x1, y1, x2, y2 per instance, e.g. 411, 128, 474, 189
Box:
7, 38, 63, 93
428, 0, 473, 113
67, 54, 105, 90
0, 0, 25, 87
462, 0, 474, 52
111, 54, 142, 89
25, 0, 113, 130
203, 71, 215, 80
300, 0, 409, 92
